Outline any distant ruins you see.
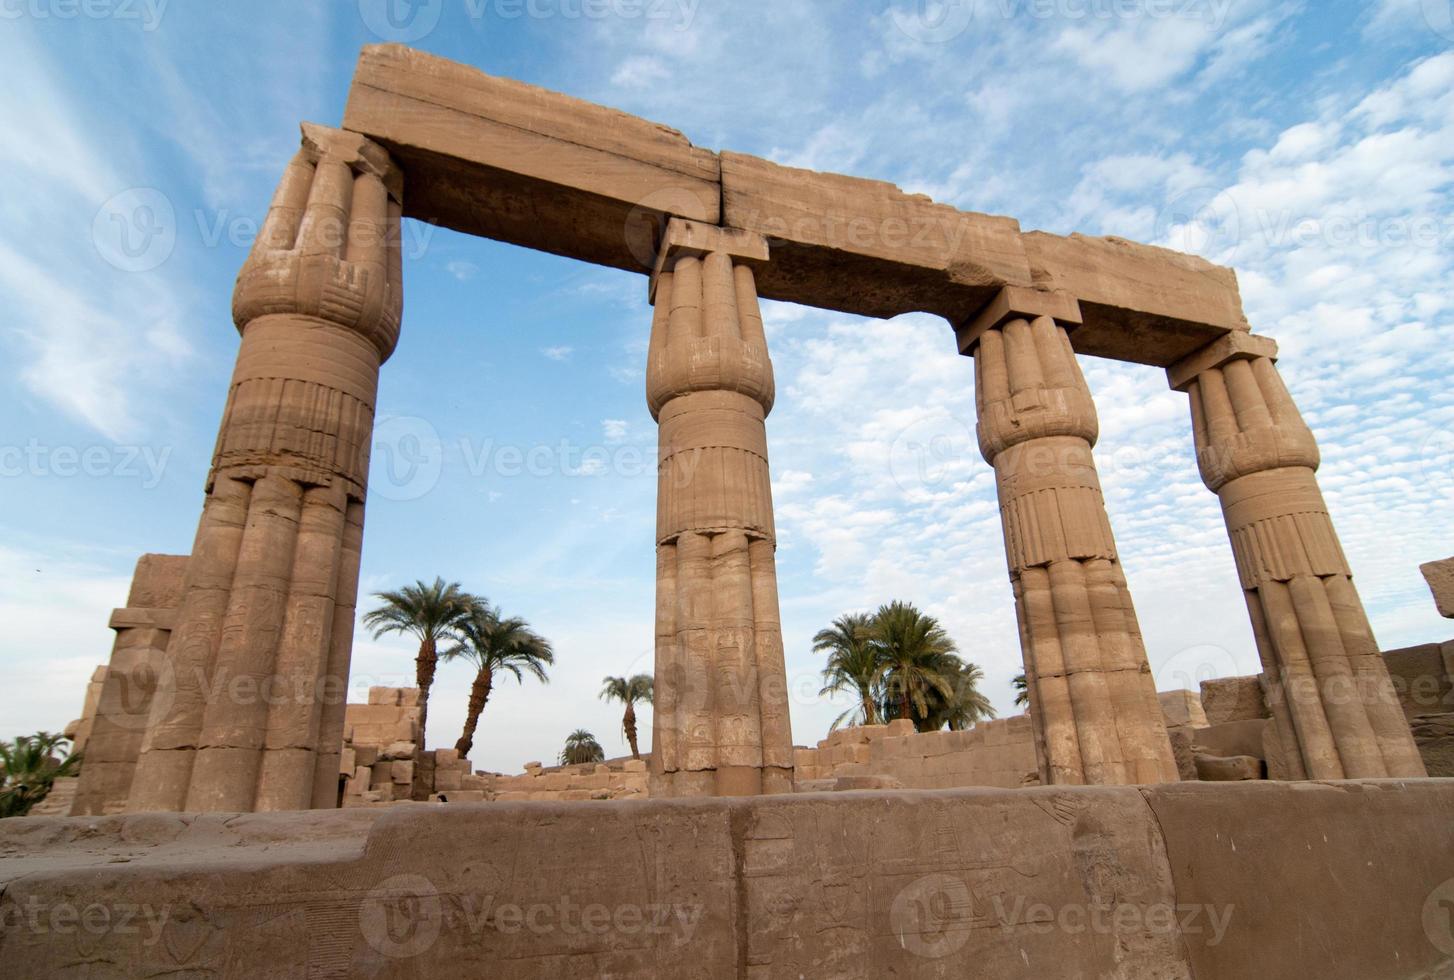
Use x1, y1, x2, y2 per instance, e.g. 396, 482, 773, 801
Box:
7, 45, 1453, 979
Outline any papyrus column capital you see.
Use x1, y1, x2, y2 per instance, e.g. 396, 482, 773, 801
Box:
232, 123, 405, 363
646, 218, 775, 421
1171, 332, 1318, 492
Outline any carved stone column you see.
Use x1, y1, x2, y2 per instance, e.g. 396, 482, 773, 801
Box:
1170, 334, 1426, 779
646, 218, 793, 797
959, 288, 1179, 786
128, 124, 403, 813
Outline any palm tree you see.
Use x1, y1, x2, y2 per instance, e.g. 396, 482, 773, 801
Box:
1012, 672, 1030, 709
868, 601, 958, 728
926, 660, 997, 731
363, 578, 476, 754
600, 674, 653, 759
814, 612, 881, 731
560, 729, 605, 766
1, 732, 81, 818
444, 600, 554, 759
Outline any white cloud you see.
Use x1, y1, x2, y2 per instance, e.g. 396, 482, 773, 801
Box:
446, 260, 479, 281
541, 345, 575, 361
602, 419, 630, 442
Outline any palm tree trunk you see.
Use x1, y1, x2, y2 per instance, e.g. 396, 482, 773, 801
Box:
456, 668, 493, 758
861, 689, 876, 727
414, 636, 437, 751
623, 702, 639, 759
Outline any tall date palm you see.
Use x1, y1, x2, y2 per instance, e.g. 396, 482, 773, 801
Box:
443, 601, 554, 759
363, 577, 476, 753
814, 612, 880, 730
600, 674, 653, 759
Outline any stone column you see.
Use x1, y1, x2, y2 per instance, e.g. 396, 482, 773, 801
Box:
646, 218, 793, 797
128, 124, 404, 813
959, 287, 1179, 786
1170, 334, 1427, 779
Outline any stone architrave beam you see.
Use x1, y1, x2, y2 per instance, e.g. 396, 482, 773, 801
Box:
342, 44, 1249, 367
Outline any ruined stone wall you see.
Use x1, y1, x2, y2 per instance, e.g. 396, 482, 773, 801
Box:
487, 759, 650, 803
70, 554, 189, 816
339, 687, 422, 806
792, 717, 1040, 791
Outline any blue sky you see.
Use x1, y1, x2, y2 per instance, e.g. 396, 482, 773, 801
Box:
1, 0, 1451, 775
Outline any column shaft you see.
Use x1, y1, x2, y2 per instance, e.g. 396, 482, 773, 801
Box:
1177, 343, 1426, 779
972, 310, 1179, 786
646, 220, 793, 797
128, 125, 404, 813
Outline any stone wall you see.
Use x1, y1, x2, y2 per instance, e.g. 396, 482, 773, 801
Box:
487, 758, 649, 802
792, 716, 1040, 790
339, 687, 423, 806
6, 780, 1454, 978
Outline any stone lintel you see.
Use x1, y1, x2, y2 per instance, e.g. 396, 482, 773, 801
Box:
1421, 557, 1454, 619
108, 607, 178, 632
1167, 331, 1280, 391
955, 286, 1083, 356
649, 217, 770, 305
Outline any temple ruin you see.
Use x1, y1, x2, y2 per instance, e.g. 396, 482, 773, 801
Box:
5, 44, 1453, 979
